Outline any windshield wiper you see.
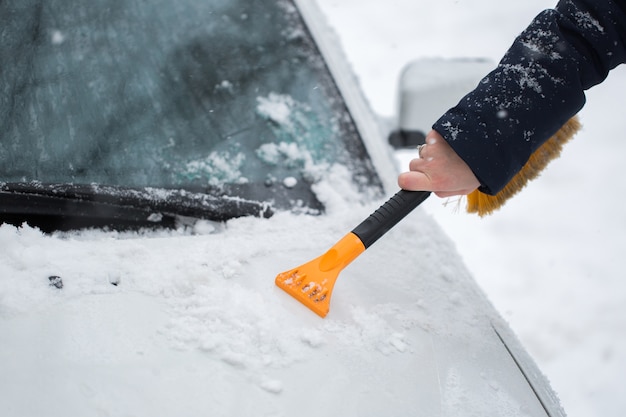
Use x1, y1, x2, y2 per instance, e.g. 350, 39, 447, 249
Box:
0, 182, 273, 232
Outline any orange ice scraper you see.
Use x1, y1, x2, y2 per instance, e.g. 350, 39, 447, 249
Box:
275, 190, 430, 317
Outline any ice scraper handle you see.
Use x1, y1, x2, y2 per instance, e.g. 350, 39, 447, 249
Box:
275, 189, 430, 318
351, 190, 430, 249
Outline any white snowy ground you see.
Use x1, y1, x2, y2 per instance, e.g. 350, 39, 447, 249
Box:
316, 0, 626, 416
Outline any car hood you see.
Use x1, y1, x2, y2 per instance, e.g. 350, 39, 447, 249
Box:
0, 177, 555, 417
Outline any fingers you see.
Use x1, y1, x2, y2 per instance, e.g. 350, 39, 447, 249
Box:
397, 129, 480, 197
397, 170, 432, 191
399, 180, 475, 198
398, 169, 472, 197
408, 156, 428, 172
415, 133, 443, 160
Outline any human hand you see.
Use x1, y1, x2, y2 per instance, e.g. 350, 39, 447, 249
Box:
397, 130, 480, 198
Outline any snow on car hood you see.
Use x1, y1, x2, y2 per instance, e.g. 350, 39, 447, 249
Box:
0, 172, 545, 416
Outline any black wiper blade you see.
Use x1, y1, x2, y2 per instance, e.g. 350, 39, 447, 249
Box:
0, 182, 273, 231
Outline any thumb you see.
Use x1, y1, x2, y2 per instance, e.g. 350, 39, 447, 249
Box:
397, 170, 433, 191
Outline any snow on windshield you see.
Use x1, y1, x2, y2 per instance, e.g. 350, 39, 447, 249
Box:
180, 92, 335, 188
257, 93, 296, 126
182, 151, 248, 186
0, 0, 380, 208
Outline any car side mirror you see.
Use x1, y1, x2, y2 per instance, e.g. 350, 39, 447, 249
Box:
389, 58, 494, 149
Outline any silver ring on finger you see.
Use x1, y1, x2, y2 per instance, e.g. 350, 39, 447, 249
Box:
417, 144, 426, 158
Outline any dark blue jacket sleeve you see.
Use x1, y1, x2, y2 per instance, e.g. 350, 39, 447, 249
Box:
433, 0, 626, 195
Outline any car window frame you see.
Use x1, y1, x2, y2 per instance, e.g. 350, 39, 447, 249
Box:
294, 0, 398, 195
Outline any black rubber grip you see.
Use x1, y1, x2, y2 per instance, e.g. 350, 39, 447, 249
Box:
351, 190, 430, 249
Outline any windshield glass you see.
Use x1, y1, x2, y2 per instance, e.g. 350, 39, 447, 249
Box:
0, 0, 381, 211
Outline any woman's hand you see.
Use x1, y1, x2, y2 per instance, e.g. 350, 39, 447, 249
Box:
397, 130, 480, 198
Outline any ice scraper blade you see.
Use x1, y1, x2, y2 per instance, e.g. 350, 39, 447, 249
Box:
275, 190, 430, 317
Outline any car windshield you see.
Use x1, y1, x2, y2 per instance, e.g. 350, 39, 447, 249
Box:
0, 0, 382, 227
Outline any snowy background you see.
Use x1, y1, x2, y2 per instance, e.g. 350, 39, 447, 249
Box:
1, 1, 624, 416
315, 0, 626, 416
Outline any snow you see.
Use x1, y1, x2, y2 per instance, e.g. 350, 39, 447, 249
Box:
0, 177, 519, 416
183, 151, 247, 186
314, 0, 626, 416
1, 1, 624, 416
282, 176, 298, 188
257, 93, 295, 127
